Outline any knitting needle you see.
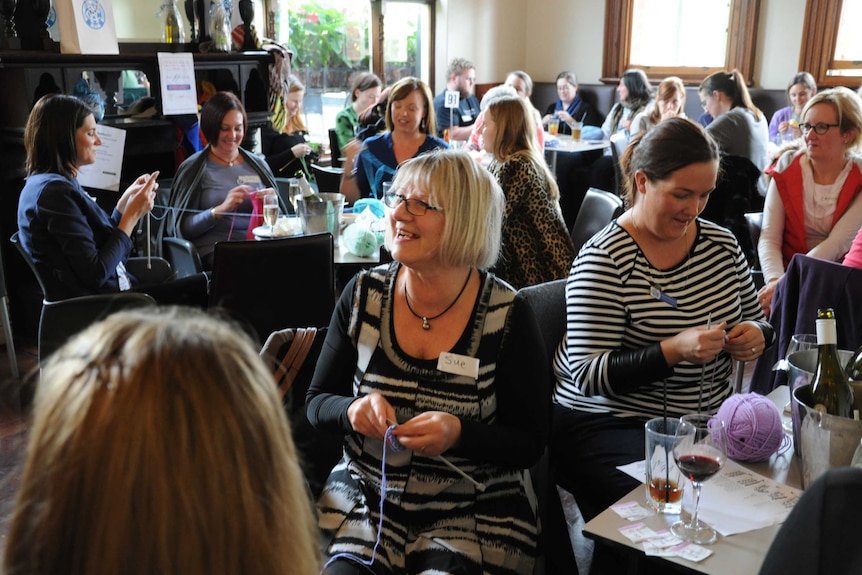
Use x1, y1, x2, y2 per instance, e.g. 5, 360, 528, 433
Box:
386, 418, 486, 491
698, 312, 712, 413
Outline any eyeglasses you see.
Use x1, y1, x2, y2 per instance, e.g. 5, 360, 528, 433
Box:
383, 191, 444, 216
799, 122, 840, 135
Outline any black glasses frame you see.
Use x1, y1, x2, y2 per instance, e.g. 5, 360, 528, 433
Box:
383, 191, 444, 216
799, 122, 840, 135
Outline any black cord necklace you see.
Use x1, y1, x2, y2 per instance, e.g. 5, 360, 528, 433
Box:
404, 268, 473, 330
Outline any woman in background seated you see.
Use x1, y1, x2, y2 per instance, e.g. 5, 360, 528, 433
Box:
308, 150, 547, 575
3, 307, 320, 575
334, 72, 382, 151
630, 76, 686, 135
542, 71, 603, 135
757, 87, 862, 315
601, 68, 652, 143
468, 71, 544, 150
340, 77, 447, 203
262, 75, 317, 178
483, 96, 575, 288
699, 69, 769, 175
17, 94, 206, 305
769, 72, 817, 144
552, 118, 770, 526
166, 91, 279, 270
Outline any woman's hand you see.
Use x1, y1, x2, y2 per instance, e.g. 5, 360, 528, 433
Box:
661, 321, 728, 366
390, 411, 462, 457
291, 142, 312, 158
347, 391, 396, 441
212, 184, 255, 218
556, 110, 574, 125
757, 277, 781, 317
117, 172, 158, 236
778, 121, 790, 135
723, 321, 766, 362
117, 171, 159, 214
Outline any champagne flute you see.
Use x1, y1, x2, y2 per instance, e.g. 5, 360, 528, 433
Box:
670, 414, 727, 545
263, 191, 279, 237
288, 180, 302, 213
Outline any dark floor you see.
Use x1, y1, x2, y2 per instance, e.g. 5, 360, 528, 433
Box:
0, 336, 38, 565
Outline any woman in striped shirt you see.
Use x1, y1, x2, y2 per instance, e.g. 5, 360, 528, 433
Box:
551, 118, 774, 524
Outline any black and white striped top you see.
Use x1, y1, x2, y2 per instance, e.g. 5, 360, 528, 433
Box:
552, 219, 764, 419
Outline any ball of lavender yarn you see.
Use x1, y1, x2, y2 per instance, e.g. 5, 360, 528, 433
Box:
717, 393, 784, 462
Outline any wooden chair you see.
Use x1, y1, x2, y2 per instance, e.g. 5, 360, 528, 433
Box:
11, 232, 158, 362
209, 232, 335, 343
570, 187, 624, 253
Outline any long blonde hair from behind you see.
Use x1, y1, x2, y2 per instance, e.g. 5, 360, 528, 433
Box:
486, 96, 561, 202
3, 307, 320, 575
285, 73, 308, 134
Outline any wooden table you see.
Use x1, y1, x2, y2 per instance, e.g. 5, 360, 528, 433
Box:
544, 134, 610, 174
582, 387, 799, 575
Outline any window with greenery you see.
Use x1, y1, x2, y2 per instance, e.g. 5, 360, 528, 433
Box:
261, 0, 433, 138
602, 0, 759, 85
799, 0, 862, 86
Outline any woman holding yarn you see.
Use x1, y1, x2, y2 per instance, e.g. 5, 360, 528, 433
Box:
307, 149, 548, 575
551, 118, 774, 528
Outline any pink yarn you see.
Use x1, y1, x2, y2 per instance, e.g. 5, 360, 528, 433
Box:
717, 393, 785, 462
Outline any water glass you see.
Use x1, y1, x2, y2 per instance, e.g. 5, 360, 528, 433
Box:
645, 417, 684, 514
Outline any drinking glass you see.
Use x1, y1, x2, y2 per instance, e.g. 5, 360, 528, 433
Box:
670, 414, 727, 545
787, 333, 817, 357
263, 192, 279, 236
288, 180, 302, 213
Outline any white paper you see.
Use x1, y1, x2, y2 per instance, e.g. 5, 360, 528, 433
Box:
77, 124, 126, 191
617, 457, 802, 536
157, 53, 199, 116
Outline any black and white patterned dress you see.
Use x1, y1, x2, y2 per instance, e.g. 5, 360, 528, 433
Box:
307, 263, 547, 575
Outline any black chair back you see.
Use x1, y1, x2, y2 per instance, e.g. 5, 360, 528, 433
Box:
570, 188, 624, 253
209, 233, 335, 343
163, 237, 203, 278
328, 128, 343, 168
311, 164, 344, 194
0, 240, 19, 379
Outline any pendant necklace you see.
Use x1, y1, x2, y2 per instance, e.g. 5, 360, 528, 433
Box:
404, 268, 473, 330
632, 211, 691, 307
210, 148, 239, 166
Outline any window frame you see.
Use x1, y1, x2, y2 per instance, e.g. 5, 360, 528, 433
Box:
602, 0, 760, 85
799, 0, 861, 87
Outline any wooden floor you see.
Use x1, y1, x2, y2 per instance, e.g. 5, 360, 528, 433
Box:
0, 337, 38, 564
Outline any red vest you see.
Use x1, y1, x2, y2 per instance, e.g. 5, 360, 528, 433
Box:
765, 155, 862, 267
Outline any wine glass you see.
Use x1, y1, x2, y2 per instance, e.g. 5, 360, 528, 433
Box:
670, 414, 727, 545
263, 192, 279, 237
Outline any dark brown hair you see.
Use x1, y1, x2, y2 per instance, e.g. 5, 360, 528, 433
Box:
700, 69, 764, 121
199, 91, 247, 145
25, 94, 95, 179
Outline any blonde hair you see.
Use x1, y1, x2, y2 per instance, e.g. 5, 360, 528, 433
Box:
801, 86, 862, 154
486, 96, 560, 202
3, 307, 320, 575
385, 149, 504, 269
285, 74, 308, 134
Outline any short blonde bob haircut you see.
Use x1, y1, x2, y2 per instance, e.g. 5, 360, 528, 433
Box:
385, 149, 504, 269
3, 307, 320, 575
801, 86, 862, 153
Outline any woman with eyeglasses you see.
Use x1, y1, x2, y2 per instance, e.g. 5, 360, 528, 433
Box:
307, 149, 547, 575
757, 87, 862, 315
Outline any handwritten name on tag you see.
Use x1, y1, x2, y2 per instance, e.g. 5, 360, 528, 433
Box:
437, 352, 479, 378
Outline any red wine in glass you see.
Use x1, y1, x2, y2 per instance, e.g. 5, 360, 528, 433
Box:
670, 414, 727, 545
676, 454, 722, 483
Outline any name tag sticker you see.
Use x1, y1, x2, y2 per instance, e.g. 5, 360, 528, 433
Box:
237, 175, 262, 187
437, 352, 479, 378
461, 114, 473, 123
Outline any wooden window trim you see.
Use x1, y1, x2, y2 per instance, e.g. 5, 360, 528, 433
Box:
602, 0, 760, 86
799, 0, 859, 87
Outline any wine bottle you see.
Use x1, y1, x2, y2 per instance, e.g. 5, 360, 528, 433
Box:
295, 171, 322, 202
846, 343, 862, 383
162, 0, 186, 44
810, 308, 854, 417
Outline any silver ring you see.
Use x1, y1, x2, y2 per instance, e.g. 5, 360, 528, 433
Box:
751, 347, 757, 353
